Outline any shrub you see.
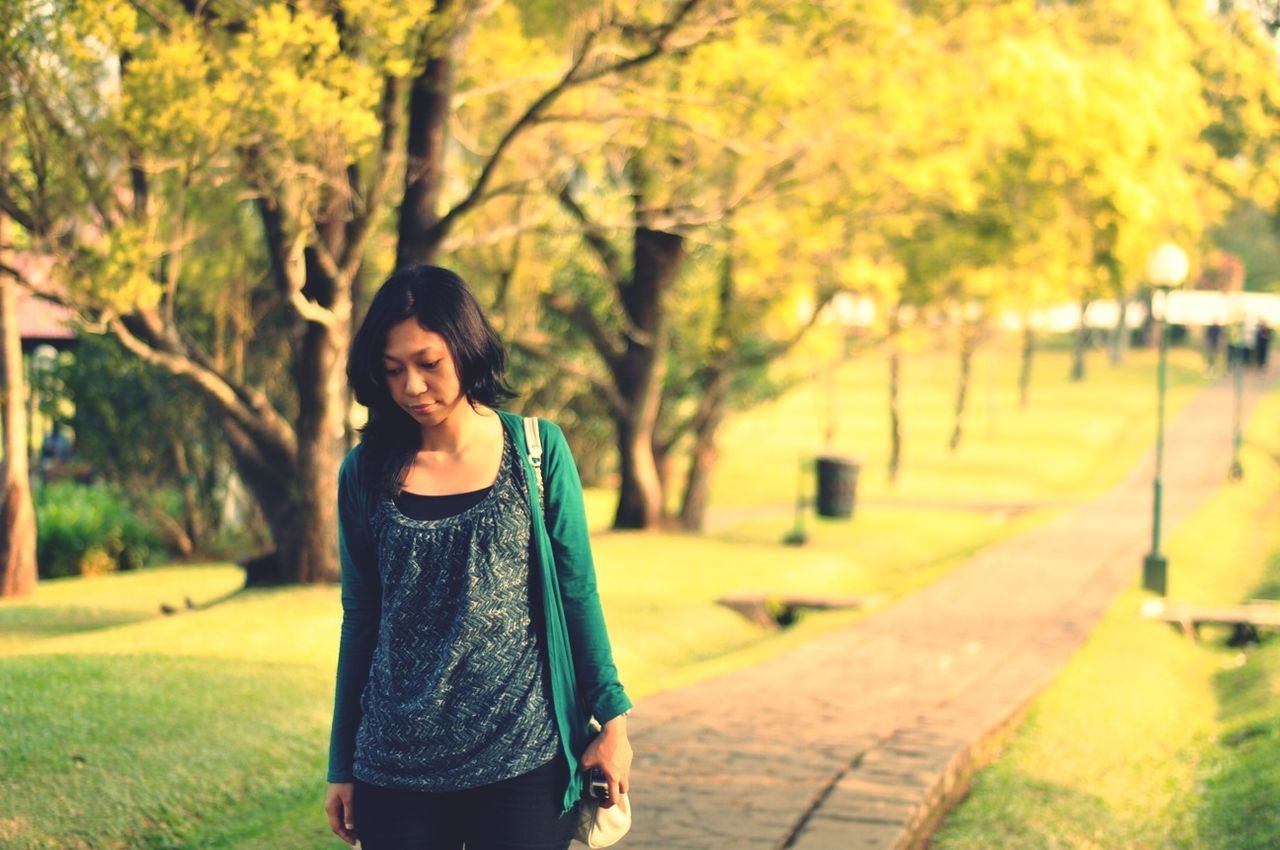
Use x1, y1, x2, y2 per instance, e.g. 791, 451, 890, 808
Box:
35, 482, 164, 578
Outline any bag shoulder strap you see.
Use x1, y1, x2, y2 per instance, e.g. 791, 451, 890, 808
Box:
523, 416, 545, 506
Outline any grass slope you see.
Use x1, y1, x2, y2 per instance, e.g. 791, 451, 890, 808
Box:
0, 345, 1212, 848
931, 384, 1280, 849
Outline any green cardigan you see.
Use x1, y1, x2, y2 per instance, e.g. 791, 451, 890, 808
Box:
327, 409, 632, 813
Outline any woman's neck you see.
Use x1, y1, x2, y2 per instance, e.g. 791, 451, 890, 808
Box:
418, 402, 493, 454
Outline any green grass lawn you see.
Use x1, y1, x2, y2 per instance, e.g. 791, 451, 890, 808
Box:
706, 335, 1204, 510
0, 341, 1216, 848
931, 385, 1280, 850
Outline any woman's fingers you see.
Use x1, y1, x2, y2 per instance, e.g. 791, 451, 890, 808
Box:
607, 775, 623, 807
324, 784, 359, 846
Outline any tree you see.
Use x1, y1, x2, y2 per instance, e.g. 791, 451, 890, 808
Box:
0, 0, 722, 582
514, 2, 853, 529
0, 32, 37, 593
0, 172, 37, 597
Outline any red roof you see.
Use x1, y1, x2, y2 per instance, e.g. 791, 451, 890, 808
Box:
16, 288, 75, 344
6, 253, 76, 346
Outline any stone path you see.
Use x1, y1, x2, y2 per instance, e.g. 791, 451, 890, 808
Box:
623, 370, 1276, 850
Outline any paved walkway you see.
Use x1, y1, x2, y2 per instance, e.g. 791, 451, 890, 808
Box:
624, 370, 1276, 850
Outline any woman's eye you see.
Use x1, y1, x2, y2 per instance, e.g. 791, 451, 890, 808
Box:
421, 360, 442, 370
385, 367, 403, 377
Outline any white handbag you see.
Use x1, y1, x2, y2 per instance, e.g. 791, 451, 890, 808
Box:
575, 791, 631, 848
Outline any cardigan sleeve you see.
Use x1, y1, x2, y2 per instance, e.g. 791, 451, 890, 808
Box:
326, 446, 382, 783
540, 421, 633, 725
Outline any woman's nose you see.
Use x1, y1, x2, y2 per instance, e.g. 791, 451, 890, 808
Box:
404, 369, 427, 395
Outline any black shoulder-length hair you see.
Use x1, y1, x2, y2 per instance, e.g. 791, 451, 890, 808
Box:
347, 265, 515, 494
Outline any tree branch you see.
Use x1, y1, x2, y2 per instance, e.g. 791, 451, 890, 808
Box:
509, 333, 627, 418
105, 313, 298, 463
659, 363, 730, 455
757, 284, 845, 363
0, 262, 27, 287
431, 0, 717, 245
309, 231, 343, 284
556, 183, 624, 281
125, 0, 177, 32
0, 180, 37, 235
19, 80, 120, 231
541, 290, 626, 369
253, 192, 337, 330
339, 75, 406, 286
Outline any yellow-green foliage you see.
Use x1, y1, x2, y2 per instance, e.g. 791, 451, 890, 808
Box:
121, 25, 232, 161
61, 222, 164, 313
225, 5, 382, 162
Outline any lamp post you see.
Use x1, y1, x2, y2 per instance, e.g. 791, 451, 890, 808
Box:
1229, 296, 1245, 482
1142, 242, 1189, 595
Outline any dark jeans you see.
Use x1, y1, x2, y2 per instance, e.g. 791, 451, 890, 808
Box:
353, 760, 577, 850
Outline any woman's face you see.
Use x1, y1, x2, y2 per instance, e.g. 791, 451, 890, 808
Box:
382, 318, 466, 428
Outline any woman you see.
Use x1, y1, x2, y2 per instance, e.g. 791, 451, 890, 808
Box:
324, 265, 632, 849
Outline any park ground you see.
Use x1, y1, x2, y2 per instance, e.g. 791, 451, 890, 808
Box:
1, 341, 1278, 848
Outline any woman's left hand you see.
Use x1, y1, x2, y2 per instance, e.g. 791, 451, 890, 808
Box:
579, 714, 632, 807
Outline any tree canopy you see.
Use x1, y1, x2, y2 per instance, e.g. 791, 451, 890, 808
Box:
2, 0, 1278, 584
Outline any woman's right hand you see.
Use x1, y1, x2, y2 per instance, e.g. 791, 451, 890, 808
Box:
324, 782, 358, 846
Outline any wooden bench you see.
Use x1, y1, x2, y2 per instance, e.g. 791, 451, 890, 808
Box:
718, 593, 885, 628
1141, 599, 1280, 642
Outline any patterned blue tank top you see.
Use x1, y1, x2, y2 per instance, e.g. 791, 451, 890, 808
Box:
353, 431, 560, 790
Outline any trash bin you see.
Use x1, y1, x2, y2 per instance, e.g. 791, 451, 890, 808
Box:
815, 455, 859, 519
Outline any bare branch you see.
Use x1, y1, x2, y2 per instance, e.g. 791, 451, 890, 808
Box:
757, 284, 845, 363
556, 184, 623, 281
432, 0, 720, 243
541, 290, 626, 369
509, 333, 627, 418
438, 219, 549, 253
126, 0, 177, 32
0, 181, 37, 235
106, 312, 298, 461
0, 262, 29, 287
310, 230, 343, 283
340, 76, 406, 286
17, 81, 120, 231
288, 288, 338, 328
432, 41, 595, 238
253, 191, 337, 329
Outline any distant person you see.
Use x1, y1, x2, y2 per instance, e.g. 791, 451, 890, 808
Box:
1204, 322, 1223, 372
1256, 320, 1272, 370
1242, 316, 1258, 367
40, 423, 73, 464
1227, 322, 1246, 369
324, 265, 632, 849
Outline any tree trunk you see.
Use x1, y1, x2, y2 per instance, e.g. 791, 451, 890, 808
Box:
677, 241, 735, 532
611, 227, 680, 529
1018, 320, 1034, 408
170, 437, 205, 549
677, 373, 728, 532
289, 321, 345, 583
1071, 298, 1089, 382
887, 305, 904, 484
949, 323, 977, 451
138, 492, 195, 560
613, 415, 664, 529
396, 46, 453, 269
0, 209, 38, 596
